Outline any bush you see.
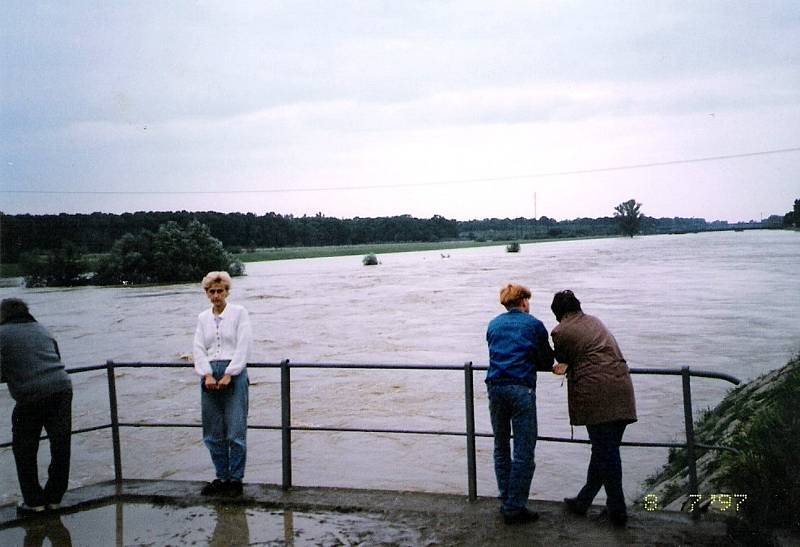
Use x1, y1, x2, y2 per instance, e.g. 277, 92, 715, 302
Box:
716, 358, 800, 530
228, 259, 246, 277
96, 220, 233, 285
21, 243, 91, 287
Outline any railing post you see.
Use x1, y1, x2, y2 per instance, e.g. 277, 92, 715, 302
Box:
281, 359, 292, 491
464, 361, 477, 502
106, 359, 123, 484
682, 366, 699, 519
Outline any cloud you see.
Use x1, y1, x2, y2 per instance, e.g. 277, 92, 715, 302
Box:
51, 64, 799, 152
1, 1, 798, 221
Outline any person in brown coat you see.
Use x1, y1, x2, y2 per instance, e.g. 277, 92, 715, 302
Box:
550, 290, 636, 527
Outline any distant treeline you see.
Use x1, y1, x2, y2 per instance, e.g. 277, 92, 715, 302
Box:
0, 210, 784, 263
0, 212, 458, 262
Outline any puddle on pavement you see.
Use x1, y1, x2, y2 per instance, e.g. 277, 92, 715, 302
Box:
0, 502, 435, 546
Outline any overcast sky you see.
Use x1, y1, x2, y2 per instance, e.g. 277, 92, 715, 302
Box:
2, 1, 799, 221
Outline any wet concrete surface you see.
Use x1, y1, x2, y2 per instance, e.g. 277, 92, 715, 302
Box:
0, 479, 736, 545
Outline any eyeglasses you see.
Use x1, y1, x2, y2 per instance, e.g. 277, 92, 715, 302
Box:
206, 288, 226, 295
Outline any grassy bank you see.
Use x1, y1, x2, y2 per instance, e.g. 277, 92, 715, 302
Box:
235, 238, 545, 262
641, 354, 800, 534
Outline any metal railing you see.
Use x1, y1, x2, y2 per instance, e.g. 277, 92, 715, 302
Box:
1, 360, 739, 515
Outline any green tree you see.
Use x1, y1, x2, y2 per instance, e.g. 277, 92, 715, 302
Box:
614, 199, 643, 237
96, 220, 236, 285
95, 231, 156, 284
150, 220, 230, 283
21, 243, 90, 287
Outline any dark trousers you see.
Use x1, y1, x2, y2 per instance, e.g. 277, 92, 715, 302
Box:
576, 421, 628, 515
22, 516, 73, 547
12, 390, 73, 507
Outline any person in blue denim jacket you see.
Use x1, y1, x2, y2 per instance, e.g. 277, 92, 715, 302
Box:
486, 283, 555, 524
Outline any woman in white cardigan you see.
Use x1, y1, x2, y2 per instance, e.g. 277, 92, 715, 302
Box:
193, 271, 252, 497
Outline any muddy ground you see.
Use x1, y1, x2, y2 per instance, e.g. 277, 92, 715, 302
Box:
0, 479, 776, 546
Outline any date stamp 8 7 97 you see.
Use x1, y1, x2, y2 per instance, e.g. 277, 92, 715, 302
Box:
642, 493, 748, 512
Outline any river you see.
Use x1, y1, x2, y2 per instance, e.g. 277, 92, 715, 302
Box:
1, 230, 798, 508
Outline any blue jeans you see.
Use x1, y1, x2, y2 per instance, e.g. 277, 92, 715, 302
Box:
576, 421, 628, 515
201, 361, 248, 481
487, 383, 537, 514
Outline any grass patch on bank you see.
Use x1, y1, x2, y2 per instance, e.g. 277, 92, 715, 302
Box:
234, 234, 620, 262
642, 354, 800, 532
236, 240, 519, 262
715, 355, 800, 531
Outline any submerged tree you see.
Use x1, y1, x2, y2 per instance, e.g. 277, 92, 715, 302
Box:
21, 242, 90, 287
96, 220, 235, 285
614, 199, 643, 237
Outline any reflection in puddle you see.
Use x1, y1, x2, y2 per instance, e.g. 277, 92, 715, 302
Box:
0, 502, 432, 546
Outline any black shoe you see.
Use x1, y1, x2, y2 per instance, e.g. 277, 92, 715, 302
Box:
564, 497, 588, 516
595, 508, 628, 528
609, 512, 628, 528
503, 507, 540, 525
226, 480, 243, 497
201, 479, 228, 496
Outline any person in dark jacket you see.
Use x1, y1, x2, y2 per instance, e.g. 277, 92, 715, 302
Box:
486, 283, 554, 524
0, 298, 73, 515
550, 290, 636, 527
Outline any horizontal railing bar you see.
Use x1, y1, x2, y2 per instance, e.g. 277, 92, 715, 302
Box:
74, 361, 741, 384
118, 422, 202, 429
292, 425, 471, 436
72, 424, 114, 435
288, 363, 482, 371
287, 428, 738, 452
628, 367, 740, 385
0, 424, 112, 449
66, 364, 110, 374
97, 421, 738, 454
1, 420, 737, 454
